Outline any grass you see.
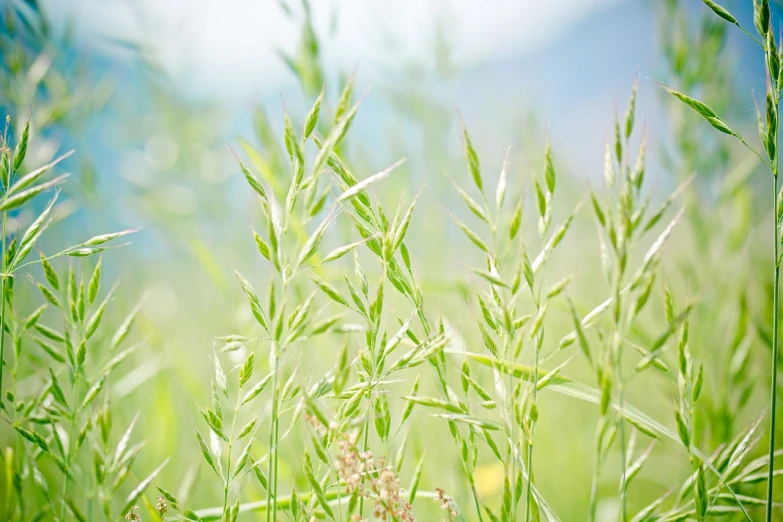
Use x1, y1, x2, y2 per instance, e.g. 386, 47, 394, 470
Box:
0, 0, 782, 521
664, 1, 780, 520
0, 114, 157, 521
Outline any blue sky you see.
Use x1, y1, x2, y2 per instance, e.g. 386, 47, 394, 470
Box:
42, 0, 628, 101
19, 0, 767, 246
38, 0, 762, 169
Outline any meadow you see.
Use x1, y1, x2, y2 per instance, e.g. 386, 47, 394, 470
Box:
0, 0, 782, 521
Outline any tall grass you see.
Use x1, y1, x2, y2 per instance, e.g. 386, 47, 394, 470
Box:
665, 1, 780, 519
2, 1, 783, 521
0, 115, 162, 520
160, 78, 778, 520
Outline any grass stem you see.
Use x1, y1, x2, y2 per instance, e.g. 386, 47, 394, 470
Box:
224, 394, 240, 519
525, 332, 541, 522
0, 209, 6, 412
767, 168, 780, 522
265, 350, 280, 522
617, 363, 627, 522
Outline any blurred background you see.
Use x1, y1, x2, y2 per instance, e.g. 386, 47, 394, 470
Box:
1, 0, 780, 520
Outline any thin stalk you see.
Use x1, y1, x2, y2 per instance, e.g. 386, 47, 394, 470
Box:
588, 413, 609, 522
617, 120, 631, 522
195, 488, 465, 520
588, 459, 600, 522
690, 457, 701, 521
468, 476, 483, 522
86, 449, 92, 521
524, 331, 541, 522
617, 343, 627, 522
59, 374, 79, 522
224, 391, 240, 519
523, 404, 535, 522
675, 315, 701, 521
265, 350, 279, 522
273, 401, 280, 522
767, 170, 780, 522
0, 209, 6, 411
764, 26, 781, 519
0, 130, 8, 415
465, 417, 486, 519
735, 22, 765, 49
493, 194, 517, 522
488, 197, 516, 522
524, 233, 546, 522
615, 287, 630, 522
505, 333, 517, 522
358, 413, 371, 517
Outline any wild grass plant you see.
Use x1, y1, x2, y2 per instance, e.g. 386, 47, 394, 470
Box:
2, 1, 783, 521
0, 115, 163, 520
656, 0, 763, 452
156, 79, 779, 520
663, 0, 783, 520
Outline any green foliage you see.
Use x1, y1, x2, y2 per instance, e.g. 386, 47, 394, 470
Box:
1, 2, 782, 521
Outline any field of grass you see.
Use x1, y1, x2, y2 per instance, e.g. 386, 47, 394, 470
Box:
1, 0, 782, 521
